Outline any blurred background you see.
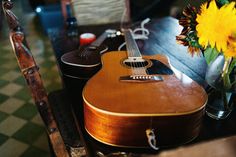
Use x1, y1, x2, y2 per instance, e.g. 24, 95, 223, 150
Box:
0, 0, 205, 157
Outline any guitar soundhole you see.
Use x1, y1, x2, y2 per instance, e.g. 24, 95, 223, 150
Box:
124, 61, 149, 68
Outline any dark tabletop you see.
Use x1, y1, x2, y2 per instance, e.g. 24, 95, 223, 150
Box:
48, 17, 236, 157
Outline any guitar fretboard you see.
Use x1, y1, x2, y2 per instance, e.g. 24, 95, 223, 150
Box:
123, 29, 142, 58
91, 32, 108, 47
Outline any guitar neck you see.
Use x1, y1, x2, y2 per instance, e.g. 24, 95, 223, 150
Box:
123, 29, 142, 58
91, 31, 108, 47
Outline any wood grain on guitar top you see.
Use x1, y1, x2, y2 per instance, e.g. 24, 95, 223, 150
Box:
83, 51, 208, 147
83, 52, 207, 114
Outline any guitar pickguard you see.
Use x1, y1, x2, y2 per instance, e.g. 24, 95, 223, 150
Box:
147, 59, 173, 75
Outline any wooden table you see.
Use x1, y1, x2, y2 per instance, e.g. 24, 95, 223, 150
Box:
48, 17, 236, 156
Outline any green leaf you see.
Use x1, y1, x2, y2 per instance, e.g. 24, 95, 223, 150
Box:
216, 0, 230, 6
228, 58, 236, 74
204, 47, 219, 65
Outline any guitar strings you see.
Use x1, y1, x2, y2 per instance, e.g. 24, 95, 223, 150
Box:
124, 29, 147, 76
126, 30, 136, 75
129, 30, 139, 75
129, 29, 147, 75
127, 29, 137, 75
125, 28, 149, 76
120, 5, 150, 76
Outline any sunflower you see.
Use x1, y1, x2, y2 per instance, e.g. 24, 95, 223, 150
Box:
176, 5, 201, 56
196, 0, 236, 57
225, 34, 236, 57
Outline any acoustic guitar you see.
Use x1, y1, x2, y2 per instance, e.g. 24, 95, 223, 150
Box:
82, 29, 208, 149
61, 29, 117, 79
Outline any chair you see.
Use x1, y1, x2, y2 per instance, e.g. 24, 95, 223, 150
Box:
65, 0, 130, 25
61, 0, 71, 21
0, 2, 3, 35
65, 0, 175, 25
2, 0, 86, 156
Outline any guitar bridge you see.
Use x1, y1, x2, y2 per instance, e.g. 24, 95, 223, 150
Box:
120, 75, 163, 82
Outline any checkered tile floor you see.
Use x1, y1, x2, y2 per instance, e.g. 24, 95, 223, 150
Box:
0, 3, 62, 157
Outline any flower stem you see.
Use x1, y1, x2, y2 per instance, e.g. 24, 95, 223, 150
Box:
221, 57, 233, 111
221, 90, 230, 111
222, 57, 232, 90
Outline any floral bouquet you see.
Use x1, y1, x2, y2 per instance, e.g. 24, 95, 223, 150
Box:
176, 0, 236, 91
176, 0, 236, 119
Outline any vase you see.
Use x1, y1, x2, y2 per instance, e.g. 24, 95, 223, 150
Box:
205, 54, 235, 120
205, 87, 234, 120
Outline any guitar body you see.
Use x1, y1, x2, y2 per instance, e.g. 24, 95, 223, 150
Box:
61, 29, 117, 79
61, 44, 107, 79
83, 51, 208, 148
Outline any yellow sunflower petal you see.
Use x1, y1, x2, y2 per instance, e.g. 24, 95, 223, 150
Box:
196, 0, 236, 54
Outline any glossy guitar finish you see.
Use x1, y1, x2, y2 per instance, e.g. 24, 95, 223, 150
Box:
61, 29, 117, 79
61, 45, 106, 79
82, 29, 208, 148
